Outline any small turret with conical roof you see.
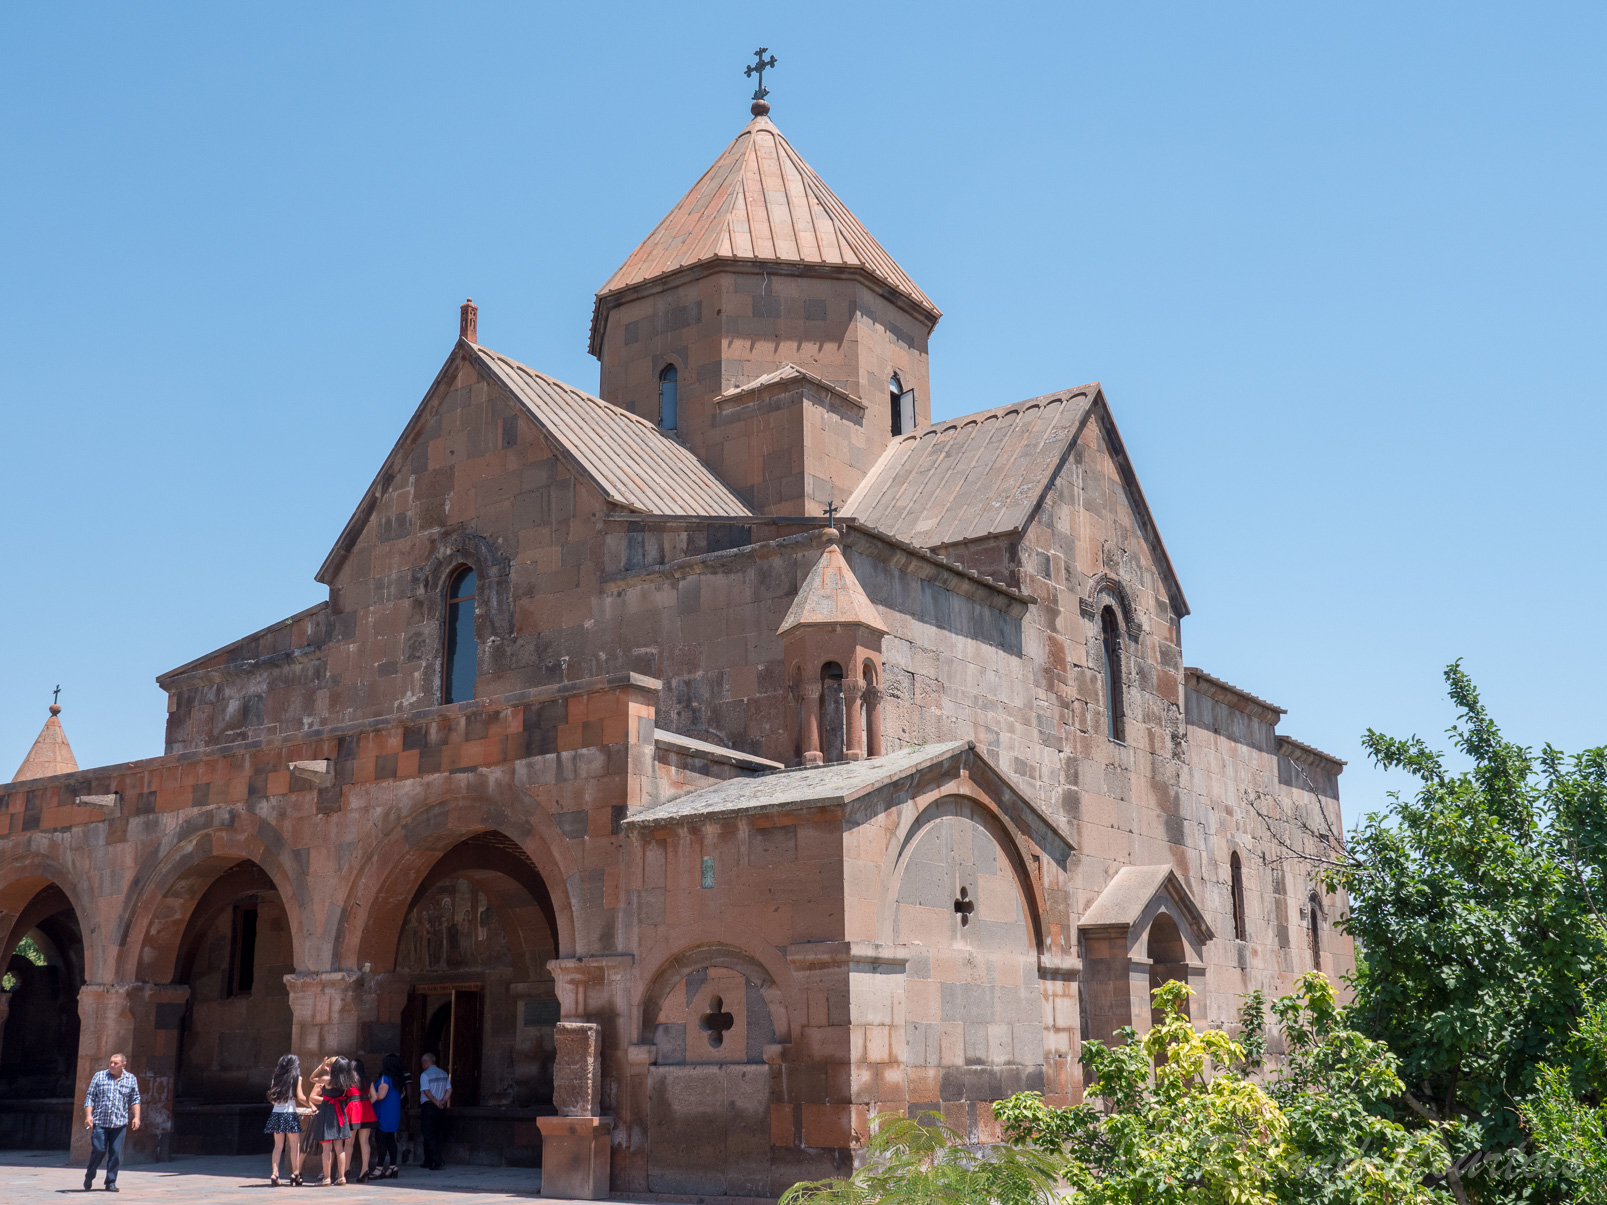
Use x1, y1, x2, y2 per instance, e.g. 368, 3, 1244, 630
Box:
590, 57, 939, 519
779, 528, 887, 765
11, 694, 79, 783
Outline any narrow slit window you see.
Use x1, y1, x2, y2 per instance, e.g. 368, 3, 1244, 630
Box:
1100, 605, 1125, 742
229, 905, 258, 996
444, 566, 478, 704
1230, 852, 1247, 941
1308, 894, 1323, 967
658, 364, 678, 431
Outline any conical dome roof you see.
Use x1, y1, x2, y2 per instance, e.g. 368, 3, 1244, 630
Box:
590, 116, 939, 355
777, 536, 888, 637
11, 704, 79, 783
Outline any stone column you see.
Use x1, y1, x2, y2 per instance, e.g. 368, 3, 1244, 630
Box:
284, 971, 408, 1073
865, 687, 883, 758
801, 680, 823, 766
73, 982, 191, 1164
843, 680, 865, 762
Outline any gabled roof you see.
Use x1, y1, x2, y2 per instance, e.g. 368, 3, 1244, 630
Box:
623, 739, 1074, 854
626, 741, 969, 826
473, 345, 753, 517
1079, 865, 1214, 945
318, 341, 753, 584
716, 362, 863, 413
590, 116, 939, 356
776, 536, 888, 636
844, 388, 1097, 548
11, 705, 78, 783
844, 387, 1189, 616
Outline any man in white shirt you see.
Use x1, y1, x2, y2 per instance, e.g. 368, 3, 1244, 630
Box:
418, 1053, 451, 1170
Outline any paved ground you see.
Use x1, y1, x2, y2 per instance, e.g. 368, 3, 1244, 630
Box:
1, 1151, 549, 1202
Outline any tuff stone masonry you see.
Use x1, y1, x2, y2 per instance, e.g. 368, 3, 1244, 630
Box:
0, 106, 1352, 1197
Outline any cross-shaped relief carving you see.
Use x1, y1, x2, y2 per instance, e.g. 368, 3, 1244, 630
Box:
699, 995, 735, 1048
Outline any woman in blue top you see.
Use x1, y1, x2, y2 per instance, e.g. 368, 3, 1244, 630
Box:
369, 1053, 405, 1179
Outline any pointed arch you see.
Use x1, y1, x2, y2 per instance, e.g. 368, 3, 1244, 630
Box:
875, 792, 1048, 956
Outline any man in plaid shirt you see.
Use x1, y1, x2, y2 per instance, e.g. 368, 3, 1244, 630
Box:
82, 1052, 141, 1191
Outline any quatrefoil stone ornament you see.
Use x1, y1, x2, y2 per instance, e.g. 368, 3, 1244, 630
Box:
954, 886, 975, 926
699, 995, 735, 1048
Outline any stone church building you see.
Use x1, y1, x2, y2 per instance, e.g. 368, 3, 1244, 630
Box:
0, 94, 1350, 1197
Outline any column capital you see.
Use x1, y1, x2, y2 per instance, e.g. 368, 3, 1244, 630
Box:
547, 955, 632, 1019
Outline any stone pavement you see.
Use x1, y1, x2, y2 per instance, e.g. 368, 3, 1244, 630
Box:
0, 1151, 551, 1203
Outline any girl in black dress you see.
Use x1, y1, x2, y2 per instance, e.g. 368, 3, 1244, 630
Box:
264, 1054, 310, 1186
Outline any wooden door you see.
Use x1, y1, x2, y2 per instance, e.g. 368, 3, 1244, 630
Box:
400, 992, 424, 1093
449, 988, 482, 1106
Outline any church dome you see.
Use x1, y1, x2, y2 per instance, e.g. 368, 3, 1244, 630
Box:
10, 701, 78, 783
589, 115, 938, 357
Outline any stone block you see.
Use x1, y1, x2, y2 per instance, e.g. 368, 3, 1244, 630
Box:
552, 1021, 602, 1117
536, 1115, 611, 1199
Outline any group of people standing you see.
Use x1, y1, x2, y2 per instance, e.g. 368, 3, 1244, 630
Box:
265, 1051, 449, 1186
75, 1048, 451, 1192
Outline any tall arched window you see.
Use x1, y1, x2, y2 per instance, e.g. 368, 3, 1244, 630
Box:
1230, 852, 1247, 941
1308, 894, 1323, 968
1100, 605, 1125, 743
443, 566, 478, 704
889, 374, 914, 436
658, 364, 678, 432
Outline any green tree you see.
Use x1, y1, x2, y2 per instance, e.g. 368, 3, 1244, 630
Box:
995, 977, 1449, 1205
1327, 663, 1607, 1197
1516, 987, 1607, 1201
778, 1111, 1062, 1205
1, 932, 44, 992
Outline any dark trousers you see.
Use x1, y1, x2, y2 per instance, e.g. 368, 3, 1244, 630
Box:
419, 1103, 445, 1168
86, 1125, 126, 1185
375, 1129, 398, 1168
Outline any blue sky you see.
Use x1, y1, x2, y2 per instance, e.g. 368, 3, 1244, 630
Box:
2, 3, 1602, 822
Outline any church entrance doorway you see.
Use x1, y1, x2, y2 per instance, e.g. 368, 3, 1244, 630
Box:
0, 884, 83, 1150
403, 984, 483, 1107
390, 832, 559, 1167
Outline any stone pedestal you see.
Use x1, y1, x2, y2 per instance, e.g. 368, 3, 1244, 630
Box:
540, 1019, 609, 1198
537, 1114, 612, 1199
72, 982, 191, 1163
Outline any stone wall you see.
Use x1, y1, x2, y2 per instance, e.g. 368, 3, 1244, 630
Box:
595, 268, 933, 511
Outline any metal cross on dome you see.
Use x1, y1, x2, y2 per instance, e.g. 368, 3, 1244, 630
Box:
745, 47, 777, 102
52, 685, 60, 705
